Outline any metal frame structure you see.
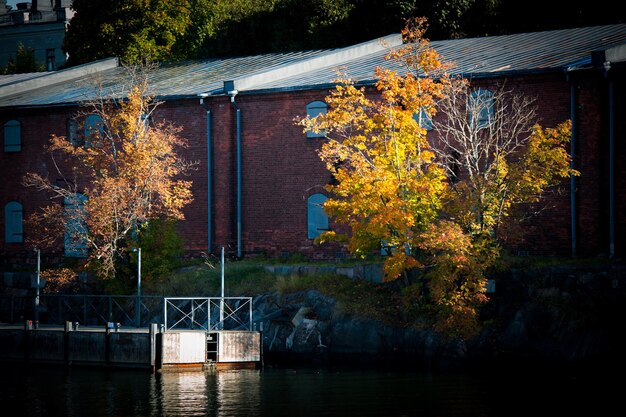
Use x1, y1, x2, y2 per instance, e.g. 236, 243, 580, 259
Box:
164, 297, 252, 332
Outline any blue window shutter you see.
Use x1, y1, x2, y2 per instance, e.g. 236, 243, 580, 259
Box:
307, 193, 328, 239
64, 194, 88, 257
413, 108, 433, 131
4, 201, 23, 243
469, 89, 494, 129
306, 101, 327, 138
84, 114, 104, 147
4, 120, 21, 152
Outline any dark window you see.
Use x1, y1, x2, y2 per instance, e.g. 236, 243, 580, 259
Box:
46, 49, 56, 71
64, 193, 88, 257
4, 201, 23, 243
414, 107, 433, 131
469, 89, 494, 129
84, 114, 104, 147
3, 120, 21, 152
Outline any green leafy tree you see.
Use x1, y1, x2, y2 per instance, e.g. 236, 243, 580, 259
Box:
132, 218, 185, 293
1, 43, 45, 74
64, 0, 191, 66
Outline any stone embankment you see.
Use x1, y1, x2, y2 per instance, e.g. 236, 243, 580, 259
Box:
254, 263, 626, 369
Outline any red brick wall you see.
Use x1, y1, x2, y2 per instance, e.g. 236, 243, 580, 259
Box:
2, 68, 624, 264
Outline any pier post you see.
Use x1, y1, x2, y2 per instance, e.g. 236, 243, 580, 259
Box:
64, 321, 73, 365
149, 323, 158, 372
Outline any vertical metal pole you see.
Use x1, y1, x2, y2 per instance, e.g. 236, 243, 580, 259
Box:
608, 77, 615, 258
569, 77, 578, 257
220, 247, 224, 329
249, 298, 252, 331
35, 248, 40, 323
236, 107, 242, 259
136, 247, 142, 327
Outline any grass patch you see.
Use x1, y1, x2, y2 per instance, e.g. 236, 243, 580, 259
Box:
148, 259, 404, 324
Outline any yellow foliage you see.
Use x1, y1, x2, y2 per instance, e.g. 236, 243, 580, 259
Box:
24, 66, 193, 279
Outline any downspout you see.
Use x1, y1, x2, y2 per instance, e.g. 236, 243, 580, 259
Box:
199, 95, 213, 253
605, 62, 615, 258
567, 72, 578, 257
229, 90, 242, 259
207, 109, 213, 253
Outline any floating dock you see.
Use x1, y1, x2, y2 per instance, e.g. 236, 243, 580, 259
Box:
0, 322, 262, 371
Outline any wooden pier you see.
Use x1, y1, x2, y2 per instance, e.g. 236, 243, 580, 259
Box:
0, 321, 262, 371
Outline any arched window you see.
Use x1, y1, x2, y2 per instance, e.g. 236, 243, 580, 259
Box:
469, 89, 494, 129
4, 201, 23, 243
306, 101, 327, 138
307, 193, 329, 239
4, 120, 21, 152
64, 193, 88, 257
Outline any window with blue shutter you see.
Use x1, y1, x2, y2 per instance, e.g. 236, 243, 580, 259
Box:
469, 89, 494, 129
4, 120, 21, 152
64, 193, 88, 257
306, 101, 327, 138
4, 201, 23, 243
84, 114, 104, 147
307, 193, 329, 239
414, 107, 433, 131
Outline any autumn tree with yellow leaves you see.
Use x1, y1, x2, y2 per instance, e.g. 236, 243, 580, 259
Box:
24, 64, 193, 282
300, 18, 575, 338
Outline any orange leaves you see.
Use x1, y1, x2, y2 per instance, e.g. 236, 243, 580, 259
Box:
299, 18, 495, 339
24, 65, 193, 279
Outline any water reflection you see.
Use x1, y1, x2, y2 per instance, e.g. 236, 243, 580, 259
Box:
0, 363, 619, 417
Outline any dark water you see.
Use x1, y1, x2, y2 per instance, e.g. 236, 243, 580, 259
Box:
0, 362, 619, 417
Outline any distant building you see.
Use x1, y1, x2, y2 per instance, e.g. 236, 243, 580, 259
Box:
0, 0, 73, 71
1, 24, 625, 265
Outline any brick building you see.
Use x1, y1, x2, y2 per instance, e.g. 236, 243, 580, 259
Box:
1, 24, 625, 265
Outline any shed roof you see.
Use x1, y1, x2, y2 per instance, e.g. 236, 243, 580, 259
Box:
1, 23, 625, 109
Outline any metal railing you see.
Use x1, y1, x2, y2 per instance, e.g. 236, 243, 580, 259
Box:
0, 294, 163, 327
164, 297, 253, 331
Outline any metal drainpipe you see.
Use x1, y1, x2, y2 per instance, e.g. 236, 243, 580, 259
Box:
230, 93, 242, 259
568, 73, 578, 257
199, 95, 213, 254
606, 63, 615, 258
206, 109, 213, 253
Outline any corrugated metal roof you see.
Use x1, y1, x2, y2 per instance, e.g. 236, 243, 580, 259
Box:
1, 24, 625, 108
0, 71, 53, 87
251, 24, 626, 91
0, 49, 331, 108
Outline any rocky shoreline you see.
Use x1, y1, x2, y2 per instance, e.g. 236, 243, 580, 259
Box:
253, 263, 626, 370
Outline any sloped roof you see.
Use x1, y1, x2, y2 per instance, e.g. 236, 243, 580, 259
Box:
249, 24, 626, 91
1, 24, 625, 109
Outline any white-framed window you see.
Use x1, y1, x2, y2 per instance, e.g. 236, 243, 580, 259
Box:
64, 193, 88, 257
306, 101, 327, 138
4, 201, 23, 243
469, 89, 494, 129
3, 120, 21, 152
307, 193, 329, 239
